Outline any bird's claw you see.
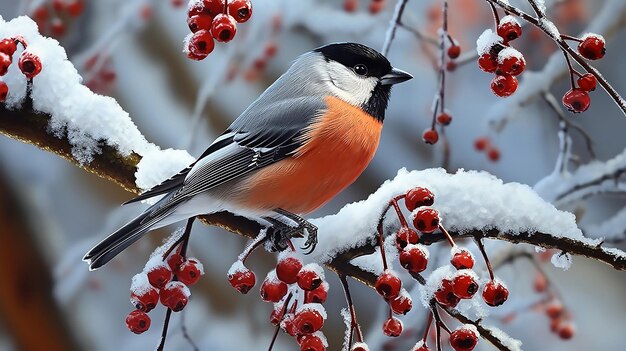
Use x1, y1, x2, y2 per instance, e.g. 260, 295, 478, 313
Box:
300, 222, 318, 255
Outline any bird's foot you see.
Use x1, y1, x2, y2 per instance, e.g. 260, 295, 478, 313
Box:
263, 214, 318, 254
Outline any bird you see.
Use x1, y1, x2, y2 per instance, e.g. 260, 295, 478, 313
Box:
83, 42, 412, 270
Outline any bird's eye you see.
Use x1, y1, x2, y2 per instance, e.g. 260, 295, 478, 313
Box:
354, 64, 368, 76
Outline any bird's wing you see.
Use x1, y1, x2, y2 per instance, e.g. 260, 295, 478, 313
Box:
127, 96, 325, 209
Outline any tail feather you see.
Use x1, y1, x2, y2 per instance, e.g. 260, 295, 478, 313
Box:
84, 211, 161, 270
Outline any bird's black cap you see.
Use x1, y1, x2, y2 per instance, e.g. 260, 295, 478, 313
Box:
315, 42, 392, 79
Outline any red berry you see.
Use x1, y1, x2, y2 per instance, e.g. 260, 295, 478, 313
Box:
33, 6, 49, 23
450, 248, 474, 270
187, 14, 213, 33
276, 256, 303, 284
146, 265, 172, 289
203, 0, 226, 17
434, 278, 460, 308
228, 0, 252, 23
298, 333, 327, 351
382, 317, 403, 337
412, 207, 440, 234
18, 52, 43, 79
260, 273, 288, 303
497, 51, 525, 76
375, 269, 402, 300
0, 53, 11, 76
227, 265, 256, 294
171, 0, 185, 7
0, 38, 17, 56
176, 259, 203, 286
562, 88, 590, 113
297, 266, 323, 291
130, 286, 159, 312
159, 281, 190, 312
497, 16, 522, 42
305, 282, 328, 304
167, 253, 185, 271
422, 129, 439, 144
344, 0, 358, 12
447, 45, 461, 59
395, 227, 419, 249
557, 322, 575, 340
487, 147, 500, 162
51, 18, 66, 37
399, 245, 429, 273
410, 341, 430, 351
482, 280, 509, 307
436, 112, 452, 126
446, 61, 457, 72
389, 290, 413, 315
125, 310, 151, 334
188, 1, 209, 17
577, 34, 605, 60
369, 1, 385, 14
67, 0, 85, 17
577, 73, 596, 92
473, 137, 489, 151
451, 271, 479, 299
265, 41, 278, 58
490, 74, 518, 97
533, 273, 547, 293
405, 187, 435, 212
211, 14, 237, 42
449, 325, 479, 351
0, 81, 8, 102
281, 313, 298, 336
186, 29, 215, 60
478, 53, 497, 73
270, 305, 284, 325
545, 301, 564, 319
351, 343, 369, 351
293, 306, 325, 335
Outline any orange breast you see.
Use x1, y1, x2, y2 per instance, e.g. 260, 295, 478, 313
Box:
235, 96, 383, 214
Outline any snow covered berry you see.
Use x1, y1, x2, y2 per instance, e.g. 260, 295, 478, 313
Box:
228, 0, 252, 23
228, 264, 256, 294
146, 265, 172, 289
399, 244, 429, 273
410, 341, 430, 351
448, 45, 461, 59
497, 16, 522, 42
557, 322, 575, 340
577, 34, 605, 60
382, 317, 403, 337
452, 270, 479, 299
160, 281, 190, 312
260, 272, 288, 302
375, 269, 402, 300
0, 38, 17, 56
562, 89, 590, 113
125, 310, 151, 334
18, 52, 42, 79
482, 280, 509, 307
66, 0, 85, 17
449, 325, 479, 351
167, 253, 185, 271
451, 247, 474, 270
478, 53, 497, 73
211, 14, 237, 42
351, 342, 369, 351
0, 53, 10, 76
186, 29, 215, 60
293, 306, 325, 335
490, 74, 518, 97
305, 282, 328, 304
203, 0, 226, 16
434, 278, 460, 308
297, 266, 323, 291
188, 14, 213, 33
422, 129, 439, 144
405, 186, 435, 212
298, 333, 327, 351
389, 290, 413, 315
395, 227, 419, 249
176, 258, 203, 285
577, 73, 597, 92
0, 81, 8, 102
413, 207, 440, 234
436, 112, 452, 126
497, 48, 525, 76
130, 286, 159, 312
276, 255, 303, 284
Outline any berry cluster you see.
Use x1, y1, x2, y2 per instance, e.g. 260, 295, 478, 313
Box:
476, 16, 526, 98
559, 33, 605, 113
531, 269, 576, 340
82, 54, 117, 94
344, 0, 387, 14
184, 0, 253, 61
30, 0, 85, 38
473, 136, 501, 162
124, 253, 204, 334
0, 36, 43, 102
228, 253, 329, 351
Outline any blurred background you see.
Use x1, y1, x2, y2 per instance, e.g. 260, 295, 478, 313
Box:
0, 0, 625, 350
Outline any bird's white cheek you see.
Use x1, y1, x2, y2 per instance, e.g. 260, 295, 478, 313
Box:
325, 62, 378, 107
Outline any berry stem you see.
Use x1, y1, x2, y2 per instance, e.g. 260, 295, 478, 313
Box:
181, 310, 200, 351
560, 34, 582, 42
339, 274, 364, 343
559, 47, 576, 90
237, 228, 268, 263
430, 303, 443, 351
377, 222, 389, 271
156, 309, 173, 351
473, 237, 495, 280
437, 224, 456, 247
267, 324, 281, 351
489, 3, 500, 27
390, 198, 409, 228
422, 312, 433, 343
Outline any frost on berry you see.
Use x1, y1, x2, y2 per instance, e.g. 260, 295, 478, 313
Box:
294, 303, 327, 335
412, 207, 440, 234
305, 282, 329, 304
577, 33, 606, 60
577, 73, 597, 92
450, 246, 475, 270
145, 258, 172, 289
184, 30, 215, 60
228, 260, 256, 294
298, 331, 328, 351
297, 263, 325, 291
228, 0, 253, 23
497, 48, 526, 76
382, 316, 403, 337
375, 269, 402, 300
276, 253, 303, 284
126, 310, 151, 334
399, 244, 429, 273
18, 51, 42, 79
404, 186, 435, 212
476, 29, 503, 56
160, 281, 191, 312
497, 15, 522, 42
351, 342, 370, 351
395, 227, 419, 249
390, 289, 413, 315
449, 324, 479, 351
260, 270, 289, 302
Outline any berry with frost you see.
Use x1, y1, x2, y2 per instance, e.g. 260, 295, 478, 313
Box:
146, 265, 172, 289
260, 275, 288, 302
478, 53, 498, 73
18, 52, 42, 79
186, 29, 215, 60
434, 278, 460, 308
228, 266, 256, 294
211, 14, 237, 42
451, 248, 474, 270
413, 208, 440, 234
276, 256, 303, 284
395, 227, 419, 249
228, 0, 252, 23
390, 292, 413, 315
405, 187, 435, 212
382, 317, 403, 337
305, 283, 328, 304
130, 287, 159, 312
482, 280, 509, 307
449, 325, 479, 351
176, 259, 203, 286
497, 16, 522, 42
399, 245, 428, 273
375, 270, 402, 300
437, 112, 452, 126
293, 307, 324, 335
297, 268, 323, 291
0, 81, 8, 102
125, 310, 151, 334
160, 281, 189, 312
577, 34, 605, 60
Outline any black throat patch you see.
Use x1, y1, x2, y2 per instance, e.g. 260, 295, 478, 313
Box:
362, 83, 391, 122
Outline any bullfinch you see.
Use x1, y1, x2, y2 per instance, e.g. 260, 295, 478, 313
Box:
84, 42, 412, 270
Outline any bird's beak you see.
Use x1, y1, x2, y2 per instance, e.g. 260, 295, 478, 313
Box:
381, 67, 413, 86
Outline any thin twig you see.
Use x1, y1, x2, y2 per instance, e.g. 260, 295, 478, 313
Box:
381, 0, 411, 56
